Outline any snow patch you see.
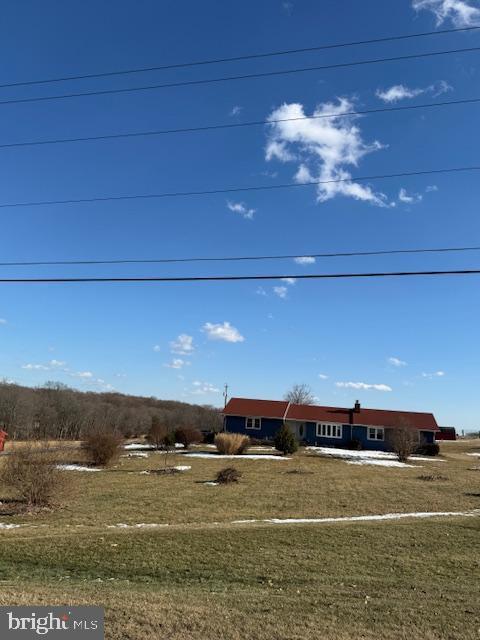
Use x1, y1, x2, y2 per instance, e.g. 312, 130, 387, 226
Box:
346, 459, 416, 468
173, 465, 191, 471
124, 443, 184, 451
56, 464, 101, 472
107, 523, 169, 529
307, 446, 444, 466
467, 452, 480, 457
204, 481, 219, 486
121, 452, 149, 459
0, 523, 22, 529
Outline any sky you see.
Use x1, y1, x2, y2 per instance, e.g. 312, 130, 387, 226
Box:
0, 0, 479, 429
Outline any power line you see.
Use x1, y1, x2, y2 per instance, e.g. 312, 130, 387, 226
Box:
2, 245, 480, 268
1, 25, 478, 90
1, 45, 479, 108
1, 165, 478, 209
0, 270, 479, 284
2, 96, 479, 151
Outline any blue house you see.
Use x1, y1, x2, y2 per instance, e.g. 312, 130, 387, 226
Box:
222, 398, 439, 451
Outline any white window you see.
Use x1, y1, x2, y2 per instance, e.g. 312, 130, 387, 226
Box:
246, 417, 261, 430
316, 423, 342, 438
367, 427, 384, 441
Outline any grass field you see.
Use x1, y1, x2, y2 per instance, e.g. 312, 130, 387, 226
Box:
1, 439, 479, 639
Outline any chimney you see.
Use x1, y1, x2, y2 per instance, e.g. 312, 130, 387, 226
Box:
354, 400, 361, 413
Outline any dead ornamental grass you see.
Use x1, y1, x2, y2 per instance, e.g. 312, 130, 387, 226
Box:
82, 431, 123, 467
214, 433, 250, 455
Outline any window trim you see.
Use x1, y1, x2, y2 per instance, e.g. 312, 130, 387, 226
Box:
367, 426, 385, 441
245, 416, 262, 430
316, 422, 343, 439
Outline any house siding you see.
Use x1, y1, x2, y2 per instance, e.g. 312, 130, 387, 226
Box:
225, 415, 283, 440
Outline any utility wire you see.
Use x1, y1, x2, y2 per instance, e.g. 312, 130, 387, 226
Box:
0, 165, 478, 209
1, 96, 479, 151
0, 270, 480, 284
0, 25, 478, 90
0, 46, 479, 108
2, 245, 480, 268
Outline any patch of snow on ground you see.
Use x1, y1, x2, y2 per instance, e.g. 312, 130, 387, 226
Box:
346, 459, 416, 468
174, 465, 191, 471
107, 523, 169, 529
204, 481, 219, 486
307, 446, 444, 466
56, 464, 101, 472
124, 443, 184, 451
184, 452, 289, 460
121, 452, 149, 458
232, 509, 480, 526
0, 523, 22, 529
467, 452, 480, 457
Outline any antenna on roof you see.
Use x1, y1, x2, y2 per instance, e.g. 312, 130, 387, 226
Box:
223, 383, 229, 408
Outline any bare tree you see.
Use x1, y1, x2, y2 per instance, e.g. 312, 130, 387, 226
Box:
284, 384, 315, 405
388, 419, 418, 463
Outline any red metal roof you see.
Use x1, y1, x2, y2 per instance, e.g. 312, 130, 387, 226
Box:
223, 398, 289, 419
224, 398, 439, 431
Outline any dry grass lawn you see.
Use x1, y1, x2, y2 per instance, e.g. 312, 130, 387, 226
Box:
0, 439, 479, 639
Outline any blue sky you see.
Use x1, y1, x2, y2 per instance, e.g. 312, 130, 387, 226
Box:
1, 0, 479, 428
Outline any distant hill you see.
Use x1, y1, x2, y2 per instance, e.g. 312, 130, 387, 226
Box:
0, 380, 222, 440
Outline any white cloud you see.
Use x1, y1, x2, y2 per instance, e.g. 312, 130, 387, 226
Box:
265, 98, 387, 206
398, 188, 423, 204
422, 370, 446, 378
281, 277, 297, 285
412, 0, 480, 27
153, 345, 161, 352
273, 285, 288, 299
170, 334, 194, 355
22, 363, 49, 371
164, 358, 190, 369
230, 105, 242, 116
256, 286, 268, 296
388, 357, 408, 367
426, 184, 439, 192
202, 321, 245, 343
227, 200, 256, 220
191, 381, 220, 395
336, 381, 393, 391
318, 373, 329, 380
376, 81, 452, 103
0, 318, 7, 325
49, 359, 66, 368
294, 256, 316, 265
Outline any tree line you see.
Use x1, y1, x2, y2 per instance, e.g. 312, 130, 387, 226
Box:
0, 380, 222, 440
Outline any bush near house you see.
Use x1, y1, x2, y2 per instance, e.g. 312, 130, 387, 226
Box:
214, 433, 250, 455
0, 444, 70, 508
274, 423, 298, 455
175, 426, 202, 449
388, 425, 417, 463
82, 430, 123, 467
346, 438, 363, 450
416, 442, 440, 456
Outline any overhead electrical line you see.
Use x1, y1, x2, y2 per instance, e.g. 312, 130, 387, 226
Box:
1, 25, 478, 89
0, 270, 480, 284
0, 165, 478, 209
1, 46, 479, 108
1, 96, 479, 151
2, 245, 480, 268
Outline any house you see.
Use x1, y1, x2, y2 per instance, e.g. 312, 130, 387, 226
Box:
222, 398, 439, 451
436, 426, 456, 441
0, 429, 7, 452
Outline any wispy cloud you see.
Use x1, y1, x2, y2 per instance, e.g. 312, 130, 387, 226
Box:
336, 381, 393, 391
265, 98, 387, 206
230, 105, 243, 116
0, 318, 7, 325
227, 200, 256, 220
318, 373, 329, 380
294, 256, 316, 265
412, 0, 480, 26
170, 334, 194, 355
202, 321, 245, 343
153, 345, 161, 352
376, 81, 452, 103
191, 380, 220, 395
164, 358, 190, 369
422, 370, 446, 378
281, 277, 297, 285
398, 188, 423, 204
22, 359, 66, 371
388, 357, 407, 367
273, 285, 288, 299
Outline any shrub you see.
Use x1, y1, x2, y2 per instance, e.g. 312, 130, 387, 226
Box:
346, 438, 363, 451
0, 444, 70, 508
82, 430, 122, 467
388, 425, 418, 463
418, 474, 448, 481
216, 467, 242, 484
415, 442, 440, 456
274, 423, 298, 455
175, 426, 202, 449
147, 415, 167, 449
214, 433, 250, 455
163, 430, 176, 449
